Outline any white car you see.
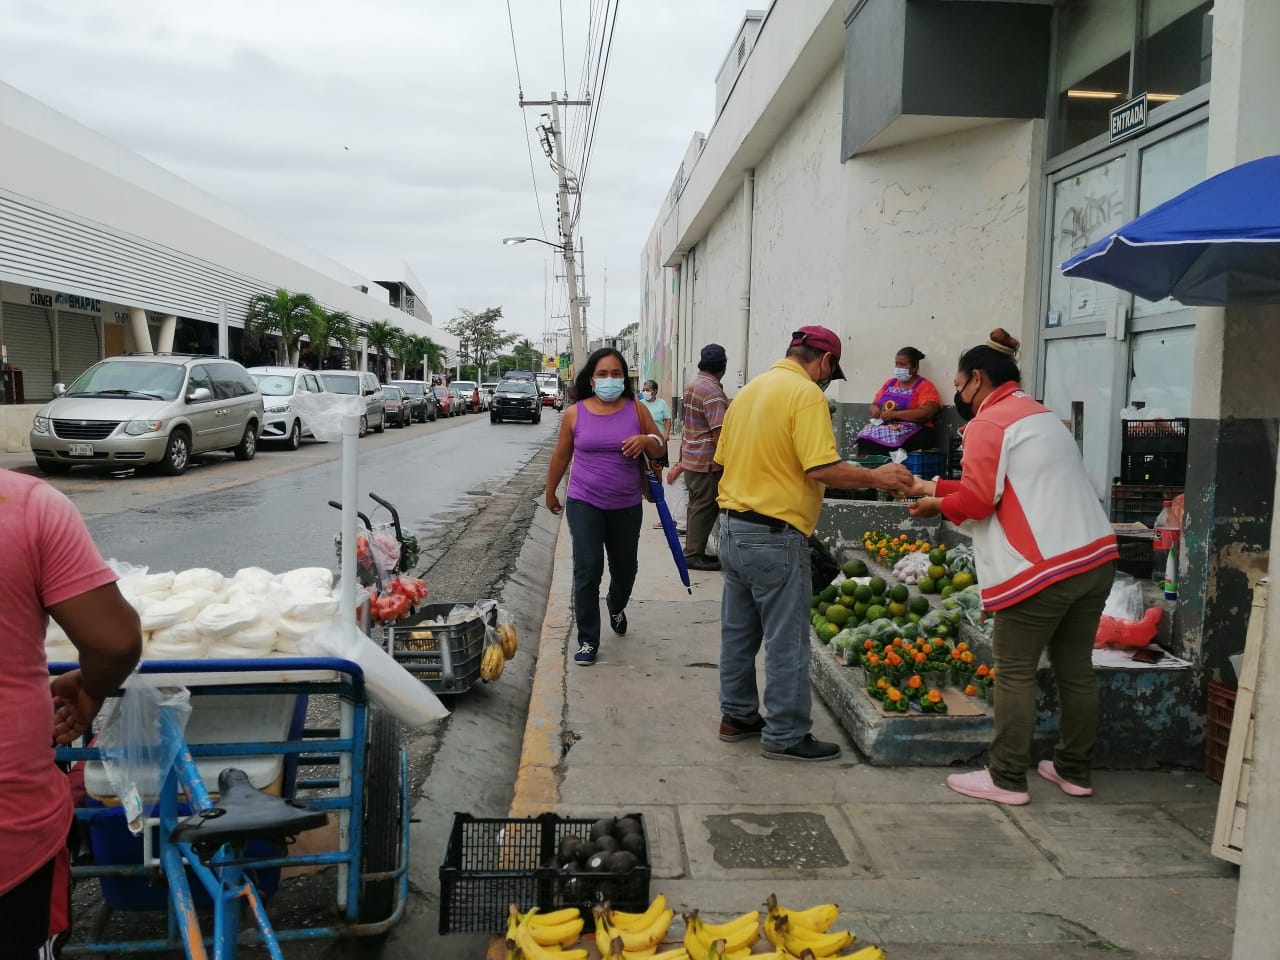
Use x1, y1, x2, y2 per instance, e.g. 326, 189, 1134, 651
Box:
246, 367, 326, 450
479, 381, 499, 411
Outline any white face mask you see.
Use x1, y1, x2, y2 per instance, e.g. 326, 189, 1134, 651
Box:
894, 367, 912, 382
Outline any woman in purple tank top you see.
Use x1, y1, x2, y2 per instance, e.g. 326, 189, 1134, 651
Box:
545, 348, 665, 665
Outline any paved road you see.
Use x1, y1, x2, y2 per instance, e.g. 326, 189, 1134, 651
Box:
42, 407, 565, 957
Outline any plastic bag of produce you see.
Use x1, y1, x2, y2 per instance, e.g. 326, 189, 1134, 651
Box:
98, 681, 191, 834
140, 596, 200, 631
1102, 575, 1145, 623
172, 568, 226, 594
1095, 607, 1162, 648
280, 567, 335, 593
302, 620, 449, 726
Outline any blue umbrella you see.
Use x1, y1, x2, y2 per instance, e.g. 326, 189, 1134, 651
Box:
1060, 154, 1280, 306
643, 455, 692, 594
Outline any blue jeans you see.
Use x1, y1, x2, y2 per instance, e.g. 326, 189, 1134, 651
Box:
718, 513, 812, 750
565, 497, 643, 648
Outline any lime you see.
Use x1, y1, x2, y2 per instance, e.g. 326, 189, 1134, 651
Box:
840, 579, 859, 596
826, 604, 852, 626
888, 601, 908, 619
940, 585, 955, 599
909, 595, 931, 616
853, 601, 870, 619
889, 584, 910, 604
854, 584, 874, 604
937, 578, 952, 594
908, 612, 922, 624
917, 577, 936, 594
818, 601, 831, 615
819, 622, 839, 641
843, 558, 869, 577
820, 585, 839, 603
927, 565, 948, 581
869, 577, 888, 596
929, 548, 948, 566
951, 571, 976, 590
865, 604, 888, 622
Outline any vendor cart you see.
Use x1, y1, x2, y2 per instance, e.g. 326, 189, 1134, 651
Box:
51, 656, 410, 956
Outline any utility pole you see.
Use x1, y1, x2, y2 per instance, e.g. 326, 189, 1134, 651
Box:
520, 92, 590, 377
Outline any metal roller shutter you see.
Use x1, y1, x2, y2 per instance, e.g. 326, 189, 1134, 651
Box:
58, 312, 101, 387
3, 302, 54, 402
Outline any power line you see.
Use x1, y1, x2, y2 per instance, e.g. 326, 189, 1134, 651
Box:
567, 0, 602, 171
505, 0, 549, 239
574, 0, 620, 227
558, 0, 569, 96
504, 0, 524, 97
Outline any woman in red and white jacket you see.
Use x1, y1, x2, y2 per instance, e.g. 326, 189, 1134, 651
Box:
909, 329, 1117, 806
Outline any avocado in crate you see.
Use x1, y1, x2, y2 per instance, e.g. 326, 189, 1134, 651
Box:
438, 812, 650, 934
384, 601, 496, 694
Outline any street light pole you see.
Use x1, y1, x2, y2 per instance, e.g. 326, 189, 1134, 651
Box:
549, 97, 587, 375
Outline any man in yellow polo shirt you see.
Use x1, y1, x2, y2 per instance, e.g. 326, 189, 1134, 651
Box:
715, 326, 913, 761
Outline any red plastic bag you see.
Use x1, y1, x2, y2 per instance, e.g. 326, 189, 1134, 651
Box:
1095, 606, 1162, 648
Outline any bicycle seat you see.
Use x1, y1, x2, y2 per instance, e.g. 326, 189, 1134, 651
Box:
171, 768, 328, 853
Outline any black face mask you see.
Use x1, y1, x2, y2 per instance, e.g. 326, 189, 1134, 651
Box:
954, 374, 977, 422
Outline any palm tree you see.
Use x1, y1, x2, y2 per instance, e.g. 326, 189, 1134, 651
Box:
244, 289, 318, 366
362, 320, 401, 382
395, 334, 446, 380
307, 307, 355, 369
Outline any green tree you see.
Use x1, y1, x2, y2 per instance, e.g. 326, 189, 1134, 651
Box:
446, 307, 517, 377
244, 289, 318, 366
510, 338, 540, 372
362, 320, 401, 381
395, 333, 446, 380
306, 307, 355, 369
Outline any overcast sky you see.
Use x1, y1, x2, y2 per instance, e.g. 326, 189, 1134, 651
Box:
1, 0, 751, 351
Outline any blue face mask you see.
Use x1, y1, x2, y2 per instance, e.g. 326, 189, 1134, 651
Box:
894, 367, 912, 382
594, 377, 625, 401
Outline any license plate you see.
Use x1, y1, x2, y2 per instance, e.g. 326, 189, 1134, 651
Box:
68, 443, 94, 457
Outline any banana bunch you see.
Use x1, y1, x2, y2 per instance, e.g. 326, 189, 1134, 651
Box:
498, 620, 519, 659
682, 909, 760, 958
481, 642, 505, 681
593, 897, 674, 959
504, 904, 585, 960
762, 894, 880, 959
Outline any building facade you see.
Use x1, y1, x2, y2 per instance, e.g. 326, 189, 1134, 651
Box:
0, 81, 456, 450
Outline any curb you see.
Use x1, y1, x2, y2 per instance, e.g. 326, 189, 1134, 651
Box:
509, 512, 571, 817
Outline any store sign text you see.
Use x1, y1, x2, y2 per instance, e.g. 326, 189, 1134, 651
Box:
1109, 94, 1148, 145
28, 287, 102, 314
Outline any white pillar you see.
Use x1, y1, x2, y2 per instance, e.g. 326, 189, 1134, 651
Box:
1219, 1, 1280, 955
217, 302, 229, 358
157, 314, 178, 353
128, 307, 153, 354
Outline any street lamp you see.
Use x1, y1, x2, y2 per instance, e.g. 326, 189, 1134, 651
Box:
502, 236, 566, 250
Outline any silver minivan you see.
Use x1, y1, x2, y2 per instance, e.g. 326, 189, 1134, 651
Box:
317, 370, 385, 436
29, 354, 263, 476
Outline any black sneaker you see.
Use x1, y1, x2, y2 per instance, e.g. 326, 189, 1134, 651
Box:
719, 715, 766, 742
761, 734, 841, 762
573, 642, 598, 665
609, 610, 628, 635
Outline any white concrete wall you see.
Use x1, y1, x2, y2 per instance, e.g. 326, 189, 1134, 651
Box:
839, 121, 1040, 402
688, 192, 747, 396
747, 65, 846, 380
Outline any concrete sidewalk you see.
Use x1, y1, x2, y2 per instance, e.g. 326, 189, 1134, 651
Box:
513, 517, 1237, 960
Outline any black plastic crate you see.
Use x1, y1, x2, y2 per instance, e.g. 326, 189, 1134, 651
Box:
385, 602, 494, 694
438, 812, 650, 934
1110, 483, 1183, 527
1122, 418, 1190, 455
1115, 534, 1156, 579
948, 434, 964, 480
1120, 451, 1188, 486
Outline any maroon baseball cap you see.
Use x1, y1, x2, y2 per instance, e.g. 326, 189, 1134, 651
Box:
790, 326, 846, 380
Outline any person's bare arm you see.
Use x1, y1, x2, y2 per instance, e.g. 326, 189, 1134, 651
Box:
545, 405, 578, 514
807, 460, 914, 492
50, 583, 143, 743
885, 400, 940, 424
621, 403, 666, 459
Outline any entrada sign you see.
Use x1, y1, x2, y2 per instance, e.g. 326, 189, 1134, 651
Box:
1109, 93, 1148, 145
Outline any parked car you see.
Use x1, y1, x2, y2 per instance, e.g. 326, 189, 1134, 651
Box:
246, 366, 324, 450
381, 385, 413, 428
537, 377, 564, 410
447, 385, 466, 416
318, 370, 385, 436
491, 380, 541, 425
388, 379, 437, 422
479, 381, 499, 411
452, 380, 481, 413
29, 354, 263, 476
431, 385, 454, 417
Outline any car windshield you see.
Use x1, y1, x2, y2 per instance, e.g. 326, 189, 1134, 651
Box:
392, 382, 423, 397
481, 382, 498, 391
252, 374, 296, 397
453, 381, 477, 391
502, 383, 536, 395
320, 374, 360, 395
66, 361, 186, 400
383, 386, 402, 399
433, 387, 450, 399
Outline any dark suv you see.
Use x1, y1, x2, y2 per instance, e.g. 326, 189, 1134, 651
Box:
490, 380, 541, 424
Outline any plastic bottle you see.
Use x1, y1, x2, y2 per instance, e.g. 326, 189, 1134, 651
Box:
1163, 545, 1178, 600
1153, 500, 1172, 583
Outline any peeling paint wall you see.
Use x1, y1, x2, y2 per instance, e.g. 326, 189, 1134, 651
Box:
839, 121, 1038, 404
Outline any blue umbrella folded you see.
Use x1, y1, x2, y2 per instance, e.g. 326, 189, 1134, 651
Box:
1060, 154, 1280, 306
644, 456, 692, 594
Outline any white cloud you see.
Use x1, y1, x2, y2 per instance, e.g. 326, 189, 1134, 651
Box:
0, 0, 749, 346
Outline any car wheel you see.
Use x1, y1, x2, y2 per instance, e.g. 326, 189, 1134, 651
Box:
286, 419, 302, 451
533, 414, 541, 425
429, 409, 438, 422
233, 422, 258, 461
35, 458, 71, 475
161, 429, 191, 476
373, 411, 385, 434
490, 414, 499, 423
359, 414, 369, 437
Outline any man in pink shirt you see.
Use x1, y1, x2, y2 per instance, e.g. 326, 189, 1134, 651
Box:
0, 470, 142, 958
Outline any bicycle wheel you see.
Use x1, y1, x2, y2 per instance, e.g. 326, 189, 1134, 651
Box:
359, 706, 403, 924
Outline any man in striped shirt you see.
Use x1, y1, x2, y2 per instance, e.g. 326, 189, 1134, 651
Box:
667, 344, 729, 571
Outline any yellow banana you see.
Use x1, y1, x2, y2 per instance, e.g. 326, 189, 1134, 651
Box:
779, 923, 854, 959
602, 935, 667, 960
845, 947, 886, 960
526, 915, 583, 948
764, 894, 840, 934
607, 894, 669, 931
524, 907, 582, 928
514, 918, 588, 960
595, 908, 674, 954
646, 947, 691, 960
481, 642, 505, 681
682, 911, 759, 955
